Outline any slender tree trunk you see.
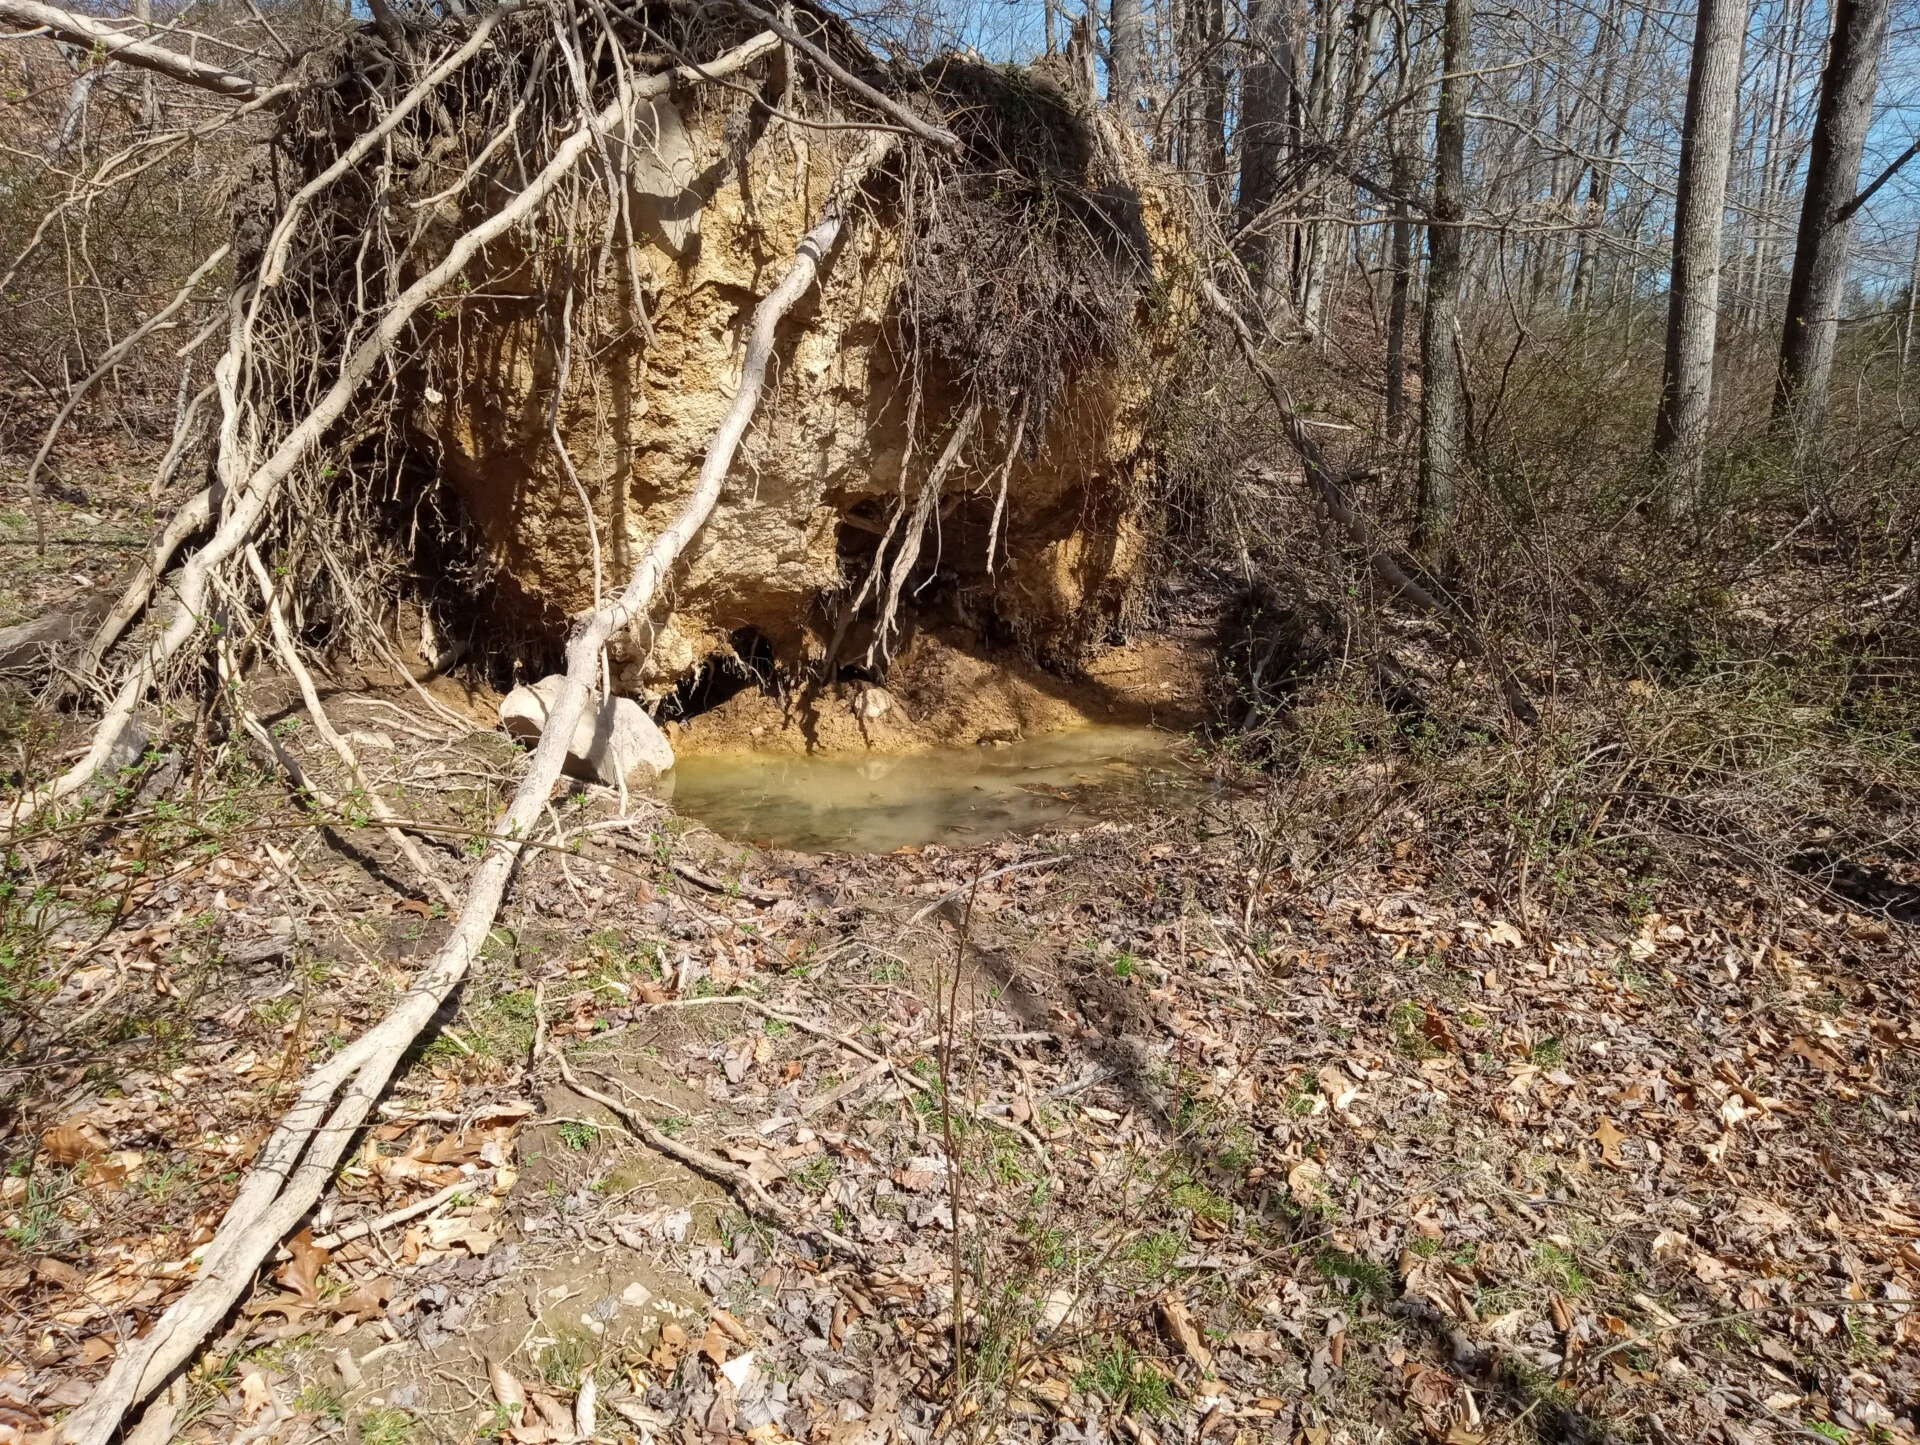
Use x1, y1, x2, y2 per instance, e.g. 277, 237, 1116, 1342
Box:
1237, 0, 1295, 316
1742, 0, 1796, 330
1902, 226, 1920, 369
1385, 14, 1428, 437
1110, 0, 1144, 116
1418, 0, 1471, 552
1772, 0, 1890, 442
1293, 0, 1342, 332
1199, 0, 1228, 208
1651, 0, 1750, 485
1386, 186, 1414, 437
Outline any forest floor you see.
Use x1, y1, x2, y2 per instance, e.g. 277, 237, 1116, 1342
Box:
2, 658, 1919, 1445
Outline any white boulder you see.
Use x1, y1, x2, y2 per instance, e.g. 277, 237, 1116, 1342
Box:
852, 685, 894, 720
499, 675, 675, 786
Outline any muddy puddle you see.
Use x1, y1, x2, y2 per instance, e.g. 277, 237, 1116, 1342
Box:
660, 725, 1206, 852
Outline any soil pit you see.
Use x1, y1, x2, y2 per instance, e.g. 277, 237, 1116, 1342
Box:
665, 724, 1205, 853
656, 630, 1214, 850
665, 629, 1209, 754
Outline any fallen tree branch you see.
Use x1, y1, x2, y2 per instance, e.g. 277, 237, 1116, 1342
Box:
657, 994, 1051, 1166
309, 1169, 494, 1251
243, 546, 459, 909
23, 244, 229, 552
726, 0, 960, 154
553, 1050, 792, 1221
12, 29, 783, 828
670, 859, 782, 904
906, 854, 1065, 924
0, 0, 263, 97
649, 994, 884, 1062
554, 1046, 878, 1264
49, 127, 894, 1445
1196, 275, 1538, 726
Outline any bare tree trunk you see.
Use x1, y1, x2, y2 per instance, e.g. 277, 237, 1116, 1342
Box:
1201, 0, 1229, 208
1182, 0, 1228, 208
1293, 0, 1343, 333
1386, 162, 1416, 439
131, 0, 157, 127
1417, 0, 1471, 552
1903, 226, 1920, 370
1772, 0, 1889, 443
1110, 0, 1144, 117
1236, 0, 1294, 315
1573, 0, 1650, 313
1384, 12, 1426, 438
1651, 0, 1750, 485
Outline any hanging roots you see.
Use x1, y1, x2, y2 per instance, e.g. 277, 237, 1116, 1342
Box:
897, 59, 1153, 445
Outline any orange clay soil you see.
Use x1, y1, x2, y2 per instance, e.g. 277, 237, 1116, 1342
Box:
668, 629, 1211, 755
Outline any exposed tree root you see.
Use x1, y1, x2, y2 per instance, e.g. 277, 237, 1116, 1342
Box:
242, 546, 459, 909
52, 129, 894, 1445
72, 487, 209, 687
983, 398, 1028, 575
868, 396, 980, 663
11, 29, 781, 829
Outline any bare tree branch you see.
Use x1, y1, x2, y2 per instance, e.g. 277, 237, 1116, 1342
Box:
0, 0, 263, 98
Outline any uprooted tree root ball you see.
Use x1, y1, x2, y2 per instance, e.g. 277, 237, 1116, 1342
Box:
4, 0, 1919, 1440
0, 4, 1204, 1437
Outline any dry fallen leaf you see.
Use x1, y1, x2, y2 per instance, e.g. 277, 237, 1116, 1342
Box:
1420, 1006, 1460, 1054
1287, 1159, 1326, 1210
41, 1123, 108, 1166
90, 1149, 145, 1191
489, 1359, 526, 1419
1593, 1116, 1627, 1168
237, 1370, 272, 1423
1029, 1378, 1071, 1410
651, 1320, 689, 1372
573, 1376, 596, 1440
274, 1229, 329, 1305
38, 1378, 90, 1409
1791, 1036, 1844, 1072
1317, 1064, 1361, 1111
529, 1392, 574, 1434
712, 1309, 754, 1347
1159, 1293, 1213, 1370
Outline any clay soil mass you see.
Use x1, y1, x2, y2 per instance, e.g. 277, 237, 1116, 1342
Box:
667, 631, 1212, 754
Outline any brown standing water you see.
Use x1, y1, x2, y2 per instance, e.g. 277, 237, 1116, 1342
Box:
660, 726, 1206, 853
